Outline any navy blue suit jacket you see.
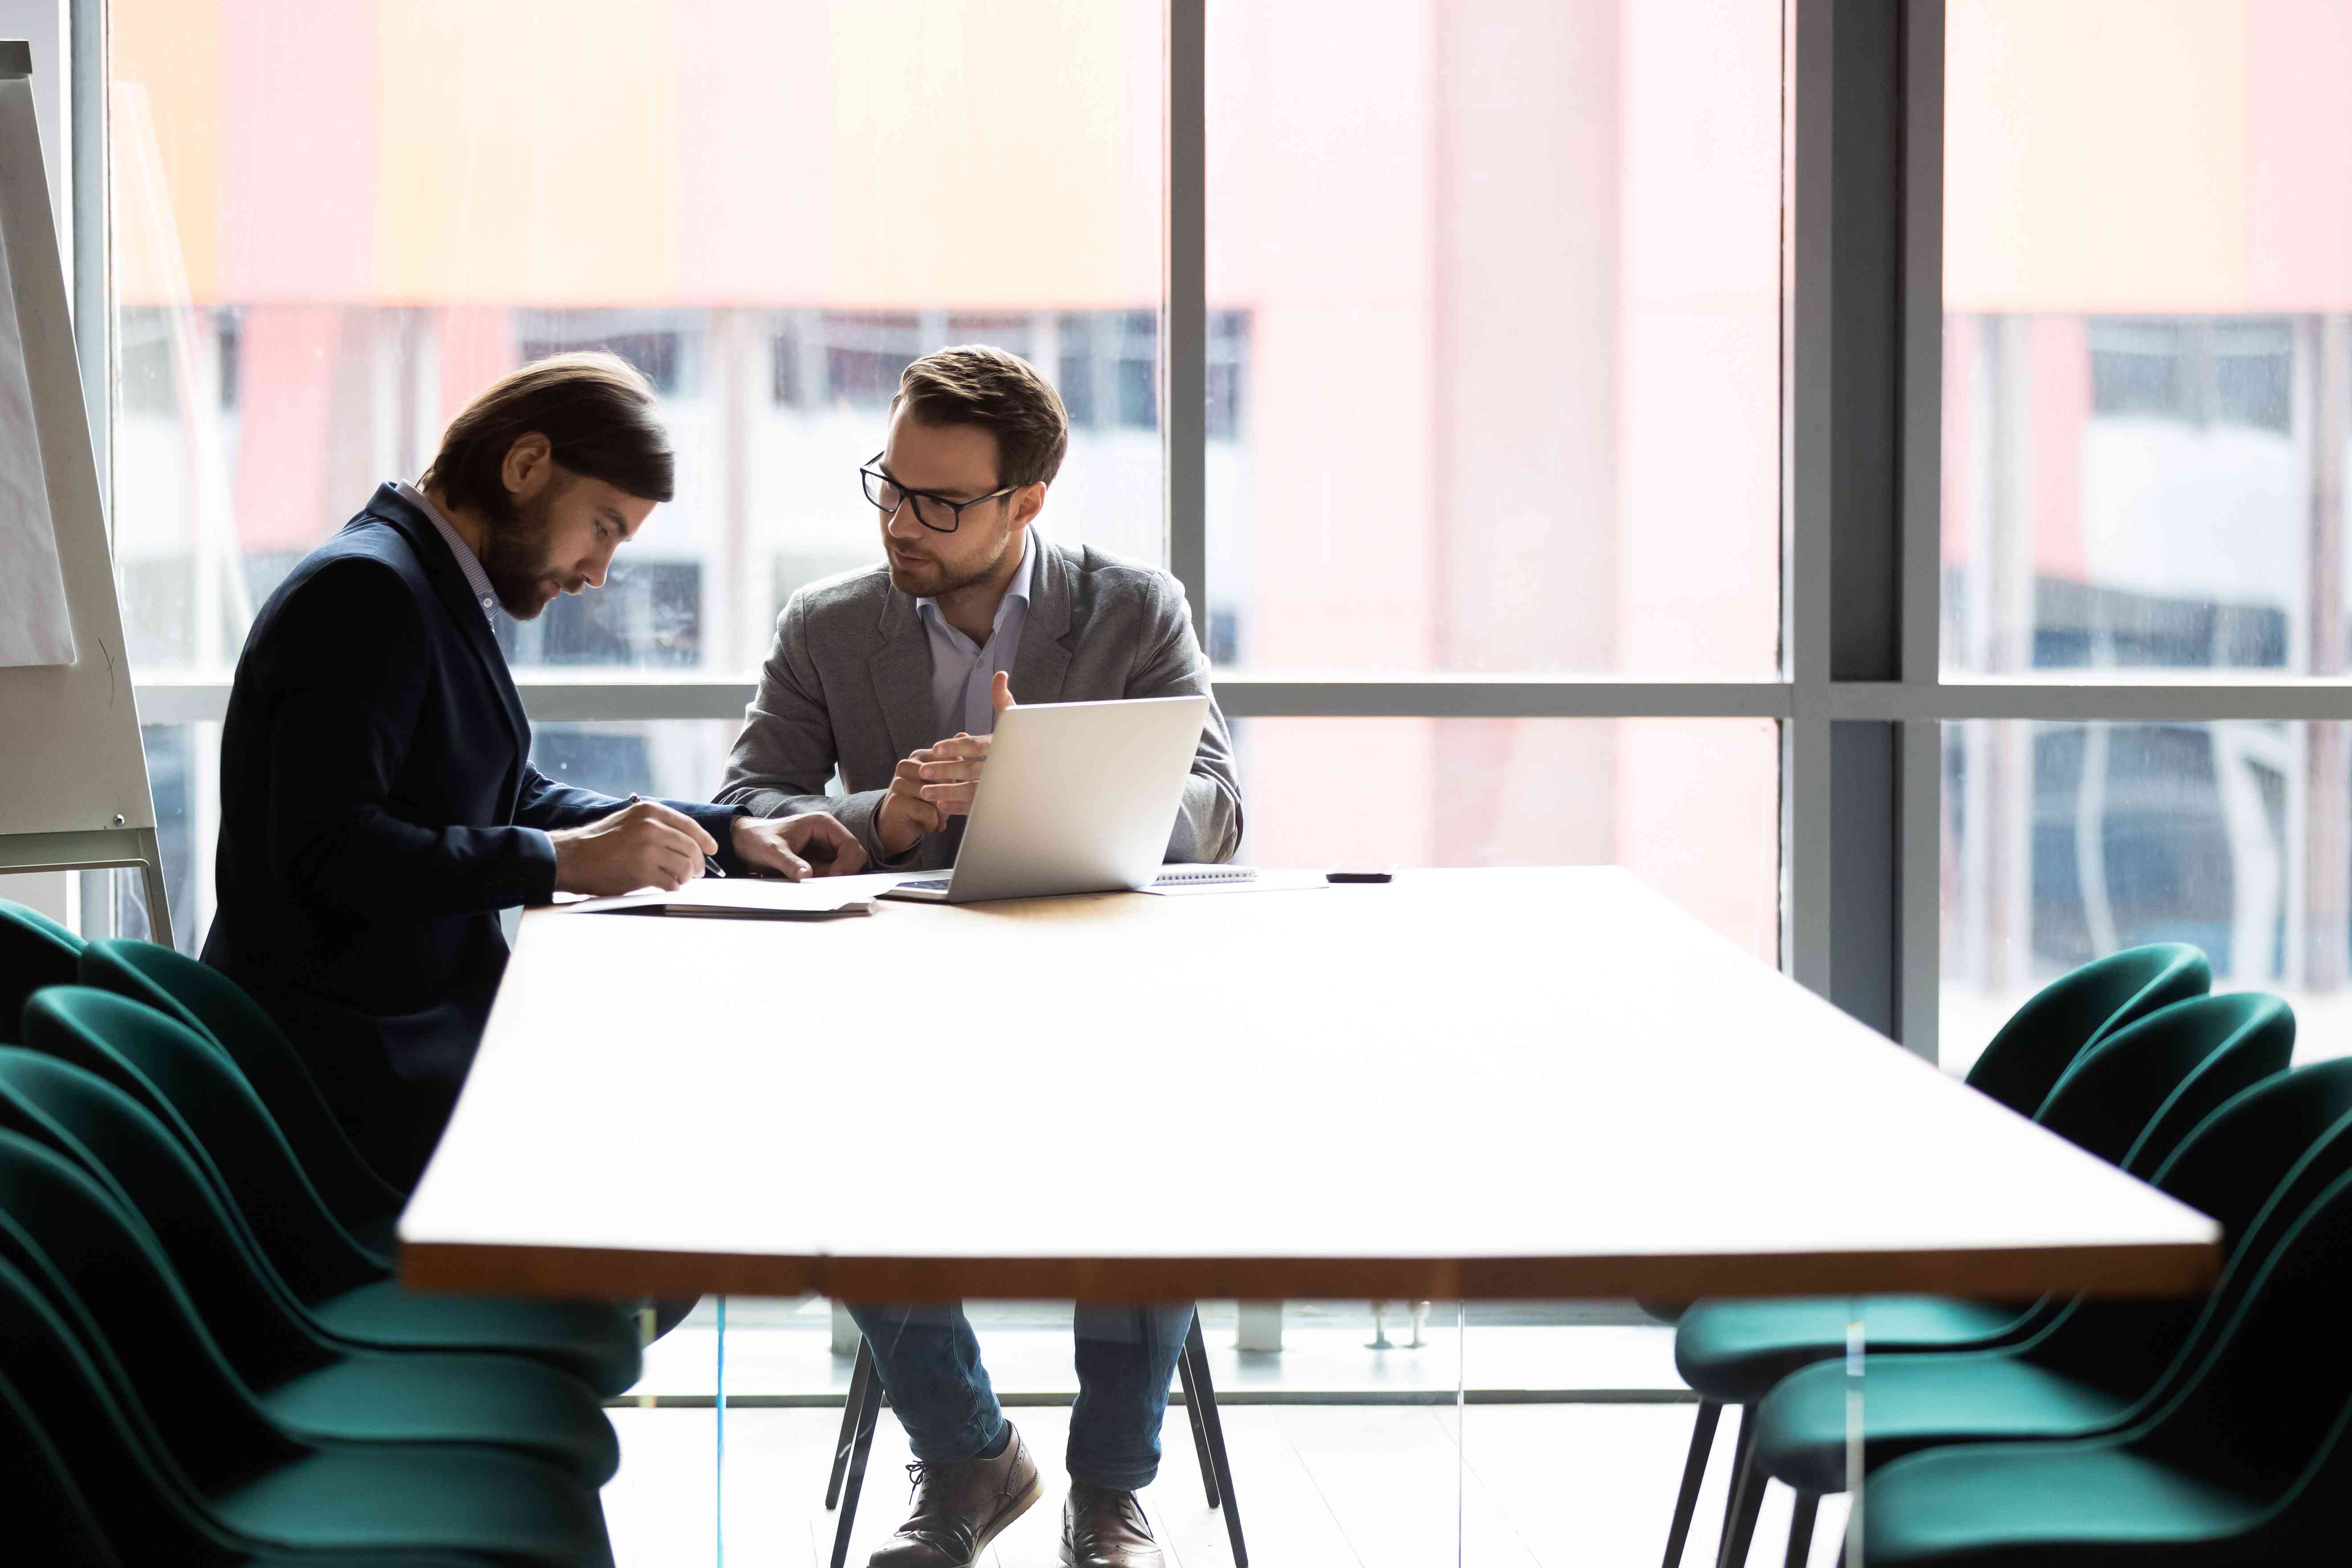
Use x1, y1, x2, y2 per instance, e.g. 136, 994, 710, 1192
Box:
201, 484, 743, 1185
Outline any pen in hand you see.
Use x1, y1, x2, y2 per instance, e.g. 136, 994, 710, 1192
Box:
627, 792, 726, 878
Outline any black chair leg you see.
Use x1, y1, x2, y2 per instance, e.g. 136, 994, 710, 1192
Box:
1783, 1492, 1817, 1568
1183, 1314, 1248, 1567
1174, 1331, 1221, 1508
1715, 1408, 1762, 1568
829, 1348, 885, 1568
1662, 1398, 1723, 1567
826, 1337, 874, 1510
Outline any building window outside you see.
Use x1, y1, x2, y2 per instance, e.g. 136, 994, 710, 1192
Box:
1941, 0, 2352, 1062
104, 0, 1788, 999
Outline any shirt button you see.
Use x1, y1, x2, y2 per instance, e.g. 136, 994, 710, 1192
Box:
480, 594, 494, 608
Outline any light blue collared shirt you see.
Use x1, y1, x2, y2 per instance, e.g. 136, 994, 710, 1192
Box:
914, 529, 1037, 742
397, 479, 498, 623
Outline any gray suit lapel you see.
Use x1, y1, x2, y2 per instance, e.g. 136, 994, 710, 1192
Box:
867, 592, 938, 758
1009, 538, 1080, 705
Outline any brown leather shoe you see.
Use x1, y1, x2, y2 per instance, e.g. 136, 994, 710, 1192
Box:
867, 1422, 1041, 1568
1061, 1480, 1164, 1568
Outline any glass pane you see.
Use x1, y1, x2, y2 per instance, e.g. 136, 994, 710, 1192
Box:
1202, 0, 1783, 677
1942, 2, 2352, 677
1231, 718, 1781, 960
110, 0, 1163, 682
1940, 719, 2352, 1078
136, 723, 205, 955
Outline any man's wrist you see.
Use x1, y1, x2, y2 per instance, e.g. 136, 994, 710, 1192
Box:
876, 798, 919, 855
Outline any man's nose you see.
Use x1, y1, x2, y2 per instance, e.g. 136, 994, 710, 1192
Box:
581, 546, 616, 589
883, 499, 925, 541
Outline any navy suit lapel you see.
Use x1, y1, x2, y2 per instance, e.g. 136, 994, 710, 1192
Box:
369, 485, 532, 790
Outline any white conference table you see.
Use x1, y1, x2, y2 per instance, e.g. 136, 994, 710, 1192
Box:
400, 867, 2219, 1304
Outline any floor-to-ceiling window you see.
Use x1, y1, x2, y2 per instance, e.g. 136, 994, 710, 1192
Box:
97, 0, 1783, 1559
1937, 0, 2352, 1074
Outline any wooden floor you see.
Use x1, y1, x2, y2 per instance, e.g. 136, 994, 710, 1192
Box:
603, 1402, 1850, 1567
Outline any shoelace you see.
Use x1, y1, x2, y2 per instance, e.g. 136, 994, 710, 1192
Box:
898, 1460, 967, 1540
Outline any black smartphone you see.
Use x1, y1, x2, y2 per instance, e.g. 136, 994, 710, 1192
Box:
1326, 864, 1395, 883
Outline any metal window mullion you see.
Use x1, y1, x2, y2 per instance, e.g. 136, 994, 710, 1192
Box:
133, 678, 2352, 730
70, 0, 116, 941
68, 0, 106, 518
1163, 0, 1207, 637
1897, 0, 1947, 1059
1781, 0, 1838, 995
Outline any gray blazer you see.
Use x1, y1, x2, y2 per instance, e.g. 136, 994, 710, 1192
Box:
718, 539, 1244, 871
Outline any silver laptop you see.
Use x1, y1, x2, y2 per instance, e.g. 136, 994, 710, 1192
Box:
880, 694, 1211, 904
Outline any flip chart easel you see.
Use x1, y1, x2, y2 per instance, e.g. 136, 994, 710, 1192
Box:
0, 43, 171, 946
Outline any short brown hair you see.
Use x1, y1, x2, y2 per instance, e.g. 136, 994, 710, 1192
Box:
893, 345, 1070, 489
423, 351, 675, 522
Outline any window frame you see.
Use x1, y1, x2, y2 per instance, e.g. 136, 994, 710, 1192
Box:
89, 0, 2344, 1069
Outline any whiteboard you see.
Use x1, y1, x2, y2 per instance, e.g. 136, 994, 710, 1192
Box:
0, 45, 168, 941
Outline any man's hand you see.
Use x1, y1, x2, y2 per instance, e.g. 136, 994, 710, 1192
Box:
877, 756, 947, 855
878, 672, 1018, 851
915, 672, 1018, 817
548, 800, 715, 896
733, 812, 868, 880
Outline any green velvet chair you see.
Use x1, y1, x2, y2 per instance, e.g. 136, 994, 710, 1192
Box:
0, 1378, 551, 1568
4, 1364, 509, 1566
1861, 1162, 2352, 1564
19, 986, 642, 1397
0, 1225, 612, 1565
78, 939, 411, 1242
1656, 943, 2210, 1568
0, 1359, 122, 1564
1752, 1033, 2341, 1564
0, 897, 84, 1044
0, 1046, 617, 1484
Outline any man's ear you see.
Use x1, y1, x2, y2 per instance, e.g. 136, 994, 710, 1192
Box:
1011, 481, 1047, 531
502, 432, 554, 502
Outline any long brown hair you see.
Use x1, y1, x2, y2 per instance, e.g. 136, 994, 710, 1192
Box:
422, 351, 674, 522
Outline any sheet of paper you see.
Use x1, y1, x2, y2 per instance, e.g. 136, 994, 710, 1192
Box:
0, 192, 74, 668
557, 876, 885, 918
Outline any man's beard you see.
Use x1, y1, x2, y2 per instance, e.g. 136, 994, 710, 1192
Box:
480, 488, 567, 619
888, 531, 1011, 599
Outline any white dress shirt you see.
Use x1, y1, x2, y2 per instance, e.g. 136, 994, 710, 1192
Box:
913, 528, 1038, 742
396, 480, 498, 623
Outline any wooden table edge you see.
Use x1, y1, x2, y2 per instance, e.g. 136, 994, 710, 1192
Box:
398, 1238, 2224, 1304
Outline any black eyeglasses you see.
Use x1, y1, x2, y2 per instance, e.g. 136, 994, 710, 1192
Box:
859, 453, 1020, 534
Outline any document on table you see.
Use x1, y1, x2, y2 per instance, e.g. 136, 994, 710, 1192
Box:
0, 192, 74, 669
554, 878, 882, 920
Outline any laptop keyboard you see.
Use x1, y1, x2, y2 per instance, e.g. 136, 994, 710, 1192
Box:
899, 876, 953, 891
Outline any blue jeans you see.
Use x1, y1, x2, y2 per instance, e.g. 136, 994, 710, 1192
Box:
847, 1302, 1196, 1491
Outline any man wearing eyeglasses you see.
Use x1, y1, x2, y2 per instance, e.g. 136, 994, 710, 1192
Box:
717, 346, 1241, 1568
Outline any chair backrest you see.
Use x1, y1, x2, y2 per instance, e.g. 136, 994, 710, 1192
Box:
0, 898, 85, 1044
2152, 1058, 2352, 1251
0, 1365, 124, 1566
0, 1047, 333, 1383
2033, 993, 2292, 1169
1964, 943, 2210, 1115
2032, 1059, 2352, 1397
77, 939, 409, 1218
0, 1249, 247, 1561
0, 1129, 306, 1492
2136, 1165, 2352, 1498
17, 987, 385, 1298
